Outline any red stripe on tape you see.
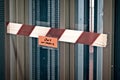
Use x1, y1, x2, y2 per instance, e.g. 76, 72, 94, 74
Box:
17, 24, 35, 36
46, 28, 65, 39
76, 32, 100, 45
6, 22, 9, 26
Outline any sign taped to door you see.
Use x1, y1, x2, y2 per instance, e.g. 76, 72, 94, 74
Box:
39, 36, 58, 48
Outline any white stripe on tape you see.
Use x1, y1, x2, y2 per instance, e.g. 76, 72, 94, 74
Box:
29, 26, 50, 37
92, 34, 107, 47
7, 22, 22, 34
59, 30, 83, 43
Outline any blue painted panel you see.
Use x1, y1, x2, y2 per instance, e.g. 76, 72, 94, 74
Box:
0, 0, 5, 80
115, 0, 120, 79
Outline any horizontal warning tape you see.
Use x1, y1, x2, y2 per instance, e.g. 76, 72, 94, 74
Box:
7, 22, 107, 47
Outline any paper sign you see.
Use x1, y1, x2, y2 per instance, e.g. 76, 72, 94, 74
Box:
38, 36, 58, 48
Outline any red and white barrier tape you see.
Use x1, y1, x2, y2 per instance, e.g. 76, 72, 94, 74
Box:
7, 22, 107, 47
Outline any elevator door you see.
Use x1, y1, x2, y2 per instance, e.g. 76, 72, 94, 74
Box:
6, 0, 105, 80
30, 0, 90, 80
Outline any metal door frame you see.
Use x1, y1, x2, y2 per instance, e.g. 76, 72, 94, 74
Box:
103, 0, 114, 80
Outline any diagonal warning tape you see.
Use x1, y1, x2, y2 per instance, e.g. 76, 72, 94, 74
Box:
7, 22, 107, 47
